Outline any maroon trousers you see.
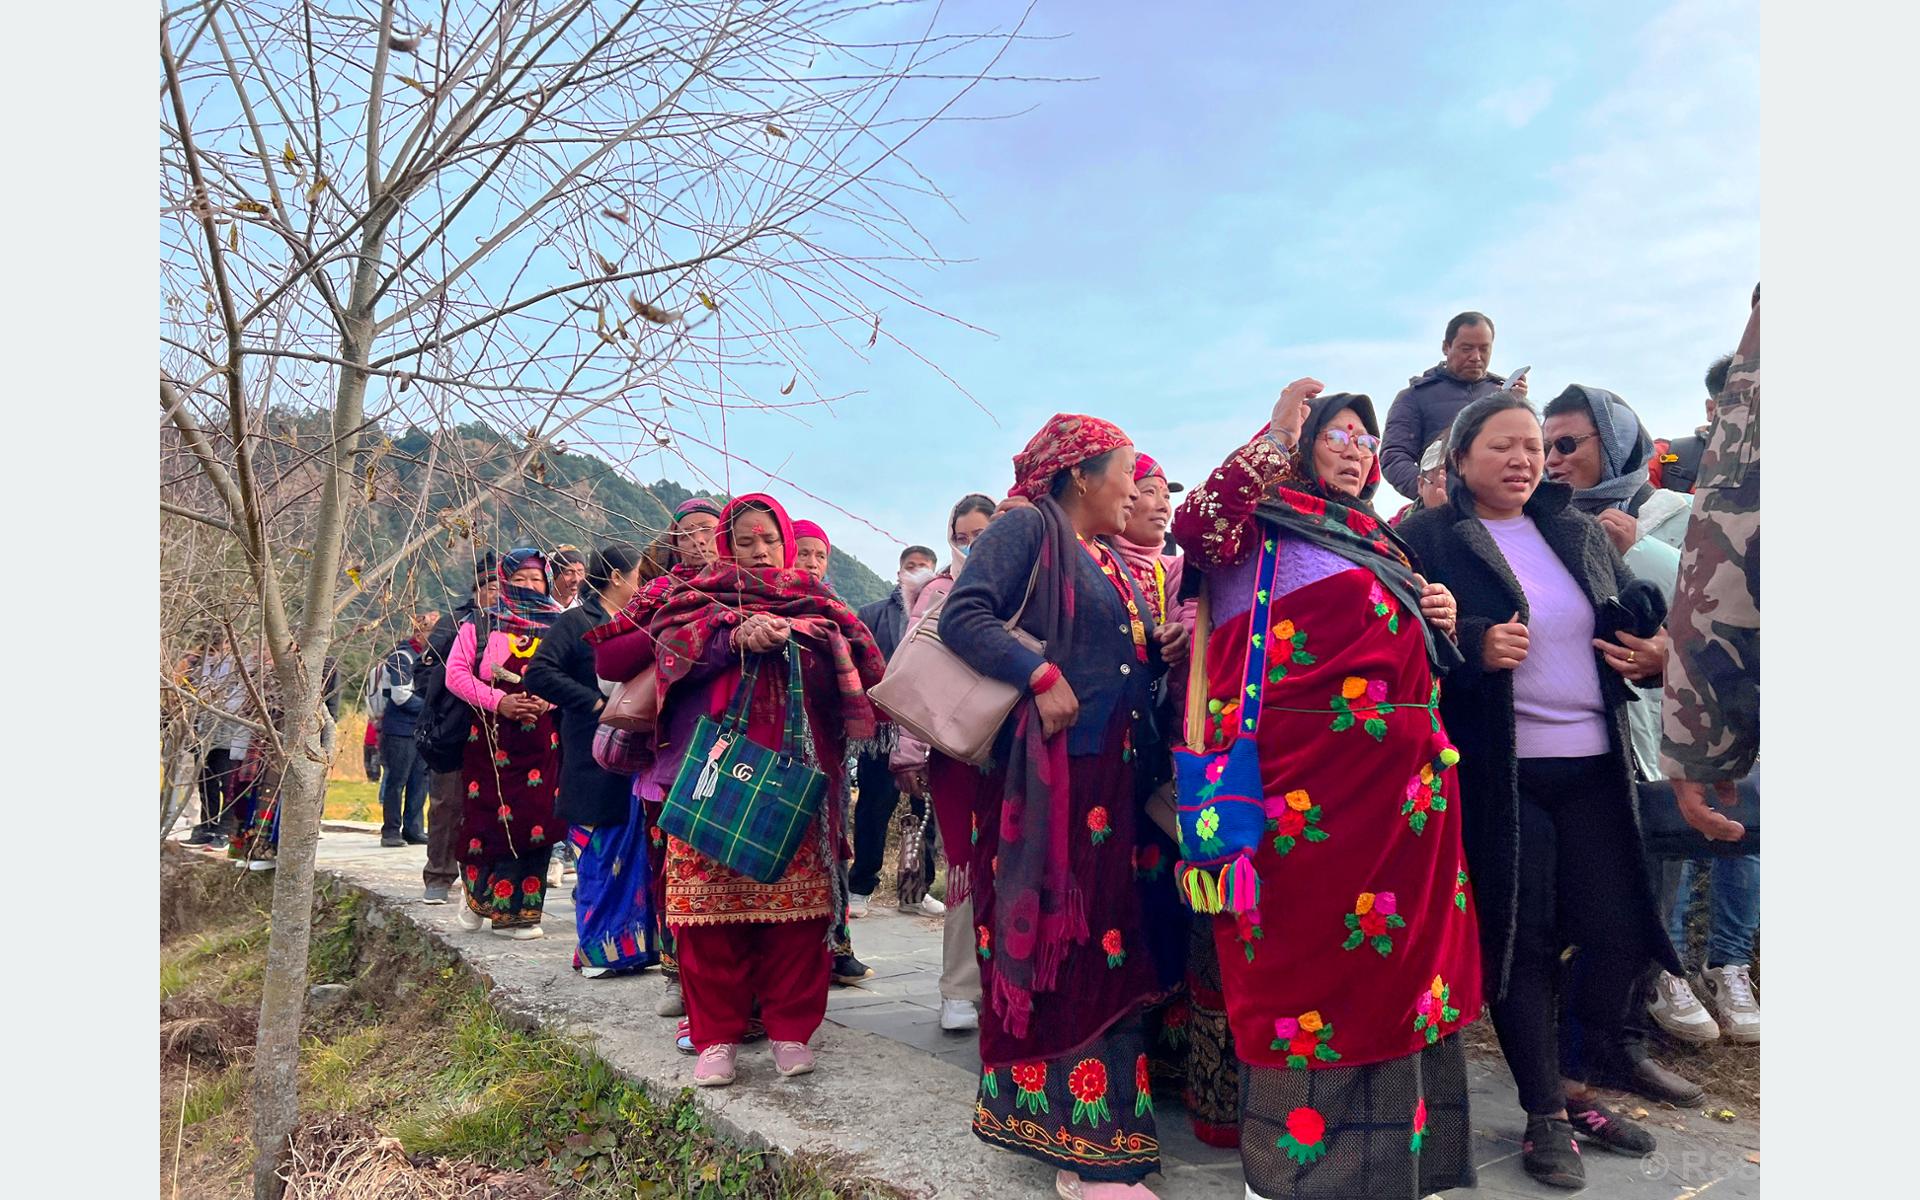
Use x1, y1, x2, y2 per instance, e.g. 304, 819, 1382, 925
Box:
675, 917, 831, 1050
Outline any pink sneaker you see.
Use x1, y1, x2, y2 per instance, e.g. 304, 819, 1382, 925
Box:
771, 1040, 815, 1077
1054, 1174, 1158, 1200
693, 1043, 737, 1087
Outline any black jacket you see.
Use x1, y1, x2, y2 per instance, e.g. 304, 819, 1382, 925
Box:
1397, 483, 1681, 999
942, 505, 1163, 758
858, 588, 910, 663
525, 593, 633, 828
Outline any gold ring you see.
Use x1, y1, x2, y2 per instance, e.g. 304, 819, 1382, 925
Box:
1628, 651, 1638, 664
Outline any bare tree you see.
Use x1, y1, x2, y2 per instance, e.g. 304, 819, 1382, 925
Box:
160, 1, 1032, 1194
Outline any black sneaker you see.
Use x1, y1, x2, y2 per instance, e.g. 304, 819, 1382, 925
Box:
1588, 1054, 1705, 1107
1566, 1098, 1656, 1156
381, 835, 406, 848
403, 831, 429, 845
1522, 1116, 1586, 1189
182, 830, 214, 846
832, 954, 874, 986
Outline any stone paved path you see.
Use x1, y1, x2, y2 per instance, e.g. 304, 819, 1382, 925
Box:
184, 822, 1759, 1199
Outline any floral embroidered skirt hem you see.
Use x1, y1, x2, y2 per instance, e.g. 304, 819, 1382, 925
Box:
973, 1019, 1161, 1184
462, 847, 554, 930
1239, 1032, 1474, 1200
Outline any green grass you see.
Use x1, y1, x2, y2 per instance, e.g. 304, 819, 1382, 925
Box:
324, 778, 380, 822
181, 1065, 246, 1126
163, 851, 905, 1200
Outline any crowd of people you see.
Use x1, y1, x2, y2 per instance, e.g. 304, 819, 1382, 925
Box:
174, 297, 1760, 1199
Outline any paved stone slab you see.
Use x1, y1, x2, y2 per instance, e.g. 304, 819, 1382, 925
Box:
199, 824, 1757, 1199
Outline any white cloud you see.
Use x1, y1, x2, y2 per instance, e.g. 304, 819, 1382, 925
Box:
1479, 78, 1557, 129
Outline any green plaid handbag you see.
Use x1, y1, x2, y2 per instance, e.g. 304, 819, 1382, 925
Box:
659, 647, 826, 883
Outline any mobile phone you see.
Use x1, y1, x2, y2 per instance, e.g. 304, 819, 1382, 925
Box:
1507, 365, 1531, 389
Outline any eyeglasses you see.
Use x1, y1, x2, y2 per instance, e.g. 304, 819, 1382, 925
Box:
1321, 428, 1381, 456
1550, 433, 1600, 456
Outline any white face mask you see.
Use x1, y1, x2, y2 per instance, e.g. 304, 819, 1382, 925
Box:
899, 566, 936, 589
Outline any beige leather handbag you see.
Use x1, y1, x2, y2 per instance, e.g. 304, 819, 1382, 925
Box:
867, 561, 1043, 767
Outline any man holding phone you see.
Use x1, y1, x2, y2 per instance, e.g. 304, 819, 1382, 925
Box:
1381, 310, 1530, 499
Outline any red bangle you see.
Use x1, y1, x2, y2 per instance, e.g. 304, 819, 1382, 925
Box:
1031, 663, 1063, 695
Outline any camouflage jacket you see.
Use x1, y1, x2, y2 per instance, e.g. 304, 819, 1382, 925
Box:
1660, 302, 1759, 781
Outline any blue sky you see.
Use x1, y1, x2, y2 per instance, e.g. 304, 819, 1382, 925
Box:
594, 0, 1760, 572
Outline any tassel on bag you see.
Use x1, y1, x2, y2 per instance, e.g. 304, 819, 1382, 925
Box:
692, 734, 731, 802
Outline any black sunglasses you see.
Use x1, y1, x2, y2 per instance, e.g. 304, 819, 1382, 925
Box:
1550, 433, 1600, 456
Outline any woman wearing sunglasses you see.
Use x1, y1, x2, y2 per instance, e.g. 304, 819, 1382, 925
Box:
1171, 383, 1482, 1200
1397, 392, 1683, 1189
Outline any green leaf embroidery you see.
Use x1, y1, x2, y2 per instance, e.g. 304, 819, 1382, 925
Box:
1341, 930, 1365, 951
1268, 666, 1288, 684
1388, 613, 1400, 634
1371, 935, 1394, 957
1273, 834, 1297, 855
1408, 812, 1428, 835
1314, 1044, 1341, 1063
1294, 650, 1317, 665
1363, 718, 1388, 741
1303, 827, 1330, 843
1330, 713, 1355, 733
1385, 914, 1406, 929
1376, 703, 1396, 716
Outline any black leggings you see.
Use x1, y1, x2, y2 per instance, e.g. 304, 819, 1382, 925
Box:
1489, 756, 1658, 1116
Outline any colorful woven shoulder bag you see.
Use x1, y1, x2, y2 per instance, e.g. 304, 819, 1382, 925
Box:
1173, 532, 1279, 915
659, 646, 826, 883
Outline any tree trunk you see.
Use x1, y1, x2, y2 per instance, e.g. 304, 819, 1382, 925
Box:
248, 230, 382, 1199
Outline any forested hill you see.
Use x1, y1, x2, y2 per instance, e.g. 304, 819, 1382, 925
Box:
229, 417, 895, 629
371, 422, 894, 612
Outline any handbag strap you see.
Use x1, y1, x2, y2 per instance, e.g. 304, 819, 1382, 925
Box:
717, 653, 766, 732
1185, 533, 1279, 750
1235, 533, 1280, 737
778, 644, 812, 759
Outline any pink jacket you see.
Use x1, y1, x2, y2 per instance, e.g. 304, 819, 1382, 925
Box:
445, 621, 531, 714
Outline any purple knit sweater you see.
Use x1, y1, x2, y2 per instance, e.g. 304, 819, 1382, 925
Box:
1482, 515, 1609, 759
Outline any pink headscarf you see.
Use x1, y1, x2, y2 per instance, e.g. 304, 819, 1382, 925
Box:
1008, 413, 1132, 500
716, 493, 797, 569
791, 518, 830, 555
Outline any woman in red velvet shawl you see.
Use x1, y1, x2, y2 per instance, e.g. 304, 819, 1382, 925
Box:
586, 493, 886, 1088
1172, 382, 1484, 1200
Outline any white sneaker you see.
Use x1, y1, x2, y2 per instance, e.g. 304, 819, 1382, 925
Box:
456, 904, 487, 932
1646, 970, 1720, 1043
548, 856, 566, 889
491, 923, 545, 941
900, 894, 946, 917
940, 998, 979, 1032
580, 966, 612, 979
1699, 965, 1759, 1044
846, 892, 870, 919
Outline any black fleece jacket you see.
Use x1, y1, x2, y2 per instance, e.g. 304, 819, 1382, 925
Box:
1397, 482, 1681, 999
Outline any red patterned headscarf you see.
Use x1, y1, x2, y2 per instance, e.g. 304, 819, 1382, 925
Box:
1008, 413, 1132, 500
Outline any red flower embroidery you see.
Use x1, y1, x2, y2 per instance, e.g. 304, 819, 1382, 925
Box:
464, 865, 479, 882
497, 805, 513, 823
1359, 910, 1389, 938
466, 781, 480, 798
1010, 1061, 1048, 1114
526, 769, 544, 788
492, 749, 509, 767
1288, 1031, 1319, 1059
1067, 1058, 1112, 1127
1279, 1105, 1329, 1165
467, 838, 481, 854
1411, 1095, 1429, 1152
1086, 806, 1111, 845
522, 876, 541, 895
1134, 1053, 1153, 1116
530, 826, 545, 842
491, 879, 513, 898
1101, 928, 1126, 968
1276, 809, 1307, 837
